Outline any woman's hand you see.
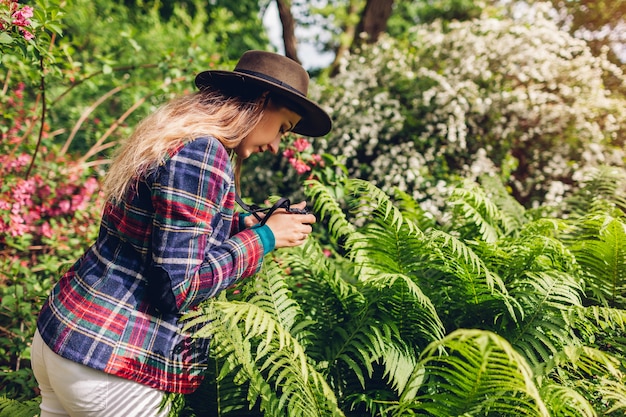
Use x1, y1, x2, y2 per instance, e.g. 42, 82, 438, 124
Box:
263, 201, 316, 248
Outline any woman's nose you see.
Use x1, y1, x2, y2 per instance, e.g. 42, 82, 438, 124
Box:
267, 137, 281, 154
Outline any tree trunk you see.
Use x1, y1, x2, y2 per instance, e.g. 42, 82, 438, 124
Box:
276, 0, 301, 64
353, 0, 395, 47
328, 0, 361, 76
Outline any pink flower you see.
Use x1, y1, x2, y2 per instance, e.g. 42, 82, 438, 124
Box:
282, 148, 295, 159
58, 199, 71, 213
293, 137, 311, 152
310, 154, 323, 166
20, 28, 34, 40
84, 177, 99, 195
290, 158, 311, 175
19, 5, 33, 18
14, 82, 25, 99
9, 213, 28, 237
37, 184, 51, 200
23, 209, 40, 223
12, 6, 33, 27
13, 178, 35, 205
72, 194, 87, 211
40, 221, 53, 238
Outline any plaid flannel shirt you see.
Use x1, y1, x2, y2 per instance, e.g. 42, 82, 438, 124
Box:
37, 136, 272, 393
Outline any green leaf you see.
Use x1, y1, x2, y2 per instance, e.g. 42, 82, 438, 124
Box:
0, 32, 14, 45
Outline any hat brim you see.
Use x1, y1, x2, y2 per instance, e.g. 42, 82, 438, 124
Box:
195, 70, 332, 137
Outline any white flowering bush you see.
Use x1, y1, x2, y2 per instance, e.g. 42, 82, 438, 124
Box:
310, 2, 626, 209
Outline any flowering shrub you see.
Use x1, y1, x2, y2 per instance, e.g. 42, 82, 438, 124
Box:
0, 153, 101, 241
242, 132, 348, 203
1, 2, 104, 394
282, 136, 323, 175
0, 154, 103, 396
308, 2, 626, 210
0, 0, 34, 41
0, 119, 104, 398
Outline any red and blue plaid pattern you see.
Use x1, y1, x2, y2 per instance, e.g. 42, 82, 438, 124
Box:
37, 136, 267, 393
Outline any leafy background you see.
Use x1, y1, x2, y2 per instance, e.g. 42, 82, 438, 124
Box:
1, 0, 625, 416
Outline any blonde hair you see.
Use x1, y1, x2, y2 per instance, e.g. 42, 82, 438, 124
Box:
103, 89, 268, 203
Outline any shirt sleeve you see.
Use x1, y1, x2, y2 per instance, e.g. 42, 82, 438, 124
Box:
146, 136, 266, 314
230, 212, 251, 236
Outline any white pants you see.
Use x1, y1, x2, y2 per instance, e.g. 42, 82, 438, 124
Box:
31, 330, 170, 417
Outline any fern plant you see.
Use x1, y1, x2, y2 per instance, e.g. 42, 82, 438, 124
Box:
0, 396, 40, 417
179, 173, 626, 417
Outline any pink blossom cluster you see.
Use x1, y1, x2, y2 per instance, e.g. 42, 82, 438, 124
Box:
282, 137, 324, 176
1, 77, 104, 245
0, 0, 34, 40
3, 82, 27, 144
0, 153, 102, 241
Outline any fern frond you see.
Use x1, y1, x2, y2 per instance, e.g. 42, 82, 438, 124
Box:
0, 396, 40, 417
184, 293, 282, 415
574, 305, 626, 332
343, 178, 517, 335
304, 179, 356, 243
322, 185, 447, 345
285, 244, 404, 392
378, 343, 418, 395
479, 174, 527, 235
184, 298, 344, 417
555, 345, 623, 380
508, 271, 584, 367
539, 345, 626, 415
401, 329, 550, 417
393, 188, 438, 231
564, 165, 626, 216
539, 383, 595, 417
569, 213, 626, 308
448, 180, 506, 242
430, 230, 509, 293
245, 260, 304, 334
346, 179, 419, 235
601, 378, 626, 414
363, 272, 445, 344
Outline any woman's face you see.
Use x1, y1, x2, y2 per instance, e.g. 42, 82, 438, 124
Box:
236, 103, 302, 159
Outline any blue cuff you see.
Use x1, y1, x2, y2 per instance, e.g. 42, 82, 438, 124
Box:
252, 224, 275, 255
239, 212, 251, 230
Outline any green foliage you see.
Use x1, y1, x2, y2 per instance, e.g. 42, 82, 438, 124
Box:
182, 261, 344, 417
178, 170, 626, 416
388, 0, 483, 36
404, 329, 551, 417
3, 0, 270, 163
561, 167, 626, 307
0, 395, 40, 417
0, 142, 104, 397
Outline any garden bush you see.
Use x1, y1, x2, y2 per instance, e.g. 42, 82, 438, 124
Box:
303, 2, 626, 212
174, 167, 626, 416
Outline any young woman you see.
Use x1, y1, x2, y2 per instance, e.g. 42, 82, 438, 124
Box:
31, 50, 332, 417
